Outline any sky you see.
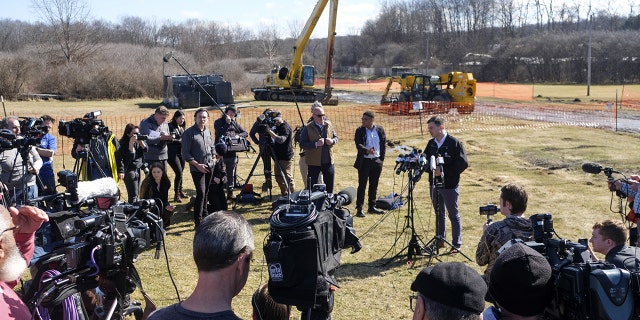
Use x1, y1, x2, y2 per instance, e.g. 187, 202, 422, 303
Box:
2, 0, 380, 38
3, 0, 639, 39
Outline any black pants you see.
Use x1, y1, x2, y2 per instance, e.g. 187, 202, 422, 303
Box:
308, 163, 335, 193
123, 169, 140, 204
167, 149, 185, 193
356, 158, 383, 209
190, 170, 212, 227
208, 183, 228, 213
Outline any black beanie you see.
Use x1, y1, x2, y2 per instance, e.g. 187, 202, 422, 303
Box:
489, 243, 553, 316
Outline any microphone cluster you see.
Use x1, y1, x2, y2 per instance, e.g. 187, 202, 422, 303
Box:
394, 149, 424, 175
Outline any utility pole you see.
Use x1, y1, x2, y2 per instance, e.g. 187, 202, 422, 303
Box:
587, 14, 593, 96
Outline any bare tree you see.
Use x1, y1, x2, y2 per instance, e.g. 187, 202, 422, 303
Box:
257, 23, 281, 68
31, 0, 100, 63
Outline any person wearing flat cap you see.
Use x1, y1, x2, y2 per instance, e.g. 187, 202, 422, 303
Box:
410, 262, 486, 320
482, 243, 553, 320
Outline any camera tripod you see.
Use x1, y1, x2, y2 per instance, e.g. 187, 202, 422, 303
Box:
423, 178, 472, 266
233, 141, 289, 208
73, 137, 111, 181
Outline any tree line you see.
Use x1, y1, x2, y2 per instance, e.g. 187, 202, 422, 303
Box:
0, 0, 639, 100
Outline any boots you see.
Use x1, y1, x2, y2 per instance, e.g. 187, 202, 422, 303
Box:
355, 207, 365, 218
174, 191, 182, 203
179, 189, 187, 198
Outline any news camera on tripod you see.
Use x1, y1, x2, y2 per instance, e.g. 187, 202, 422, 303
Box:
0, 116, 44, 205
245, 109, 295, 199
62, 111, 120, 182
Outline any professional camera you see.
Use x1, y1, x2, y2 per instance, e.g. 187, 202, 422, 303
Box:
25, 195, 164, 317
0, 117, 46, 151
509, 213, 636, 320
58, 110, 109, 144
256, 110, 280, 135
264, 185, 361, 316
135, 134, 149, 141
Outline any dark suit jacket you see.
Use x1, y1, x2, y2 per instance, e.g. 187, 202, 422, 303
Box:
353, 125, 386, 169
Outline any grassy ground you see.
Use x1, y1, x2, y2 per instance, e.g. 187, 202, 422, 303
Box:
6, 91, 640, 319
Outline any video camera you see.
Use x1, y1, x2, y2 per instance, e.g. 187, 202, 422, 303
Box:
264, 185, 361, 315
25, 171, 164, 314
256, 110, 280, 135
58, 110, 109, 144
507, 213, 636, 319
0, 117, 47, 151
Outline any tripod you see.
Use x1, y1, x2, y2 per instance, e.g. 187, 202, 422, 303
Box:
73, 137, 110, 181
384, 166, 426, 263
233, 141, 289, 208
423, 174, 472, 266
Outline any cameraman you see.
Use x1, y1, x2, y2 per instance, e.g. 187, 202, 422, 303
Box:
265, 115, 295, 196
476, 183, 533, 282
610, 176, 640, 245
589, 219, 640, 271
71, 121, 119, 182
116, 124, 148, 203
250, 108, 275, 192
214, 105, 248, 199
0, 116, 43, 205
0, 205, 49, 319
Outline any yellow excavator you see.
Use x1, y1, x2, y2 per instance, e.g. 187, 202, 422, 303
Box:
381, 71, 476, 114
252, 0, 338, 105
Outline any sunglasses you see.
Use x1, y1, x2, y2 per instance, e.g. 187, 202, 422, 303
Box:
314, 114, 325, 117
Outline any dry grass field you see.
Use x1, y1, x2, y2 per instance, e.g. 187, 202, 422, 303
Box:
6, 91, 640, 319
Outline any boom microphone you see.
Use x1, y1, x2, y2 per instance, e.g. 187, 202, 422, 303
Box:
74, 177, 119, 205
581, 162, 604, 174
162, 52, 173, 63
337, 187, 356, 206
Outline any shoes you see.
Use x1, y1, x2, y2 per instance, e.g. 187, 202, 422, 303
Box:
436, 240, 445, 249
174, 192, 182, 203
179, 189, 187, 198
450, 247, 461, 254
185, 197, 195, 211
355, 208, 365, 217
367, 206, 384, 214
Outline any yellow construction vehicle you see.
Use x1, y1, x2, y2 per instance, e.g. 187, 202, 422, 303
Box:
252, 0, 338, 105
381, 71, 476, 114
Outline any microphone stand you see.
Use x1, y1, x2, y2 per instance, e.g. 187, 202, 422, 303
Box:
423, 164, 471, 266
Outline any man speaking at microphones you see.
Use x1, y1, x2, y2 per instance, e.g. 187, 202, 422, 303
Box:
424, 116, 468, 253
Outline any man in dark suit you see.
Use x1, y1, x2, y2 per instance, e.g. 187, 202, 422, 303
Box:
353, 111, 386, 217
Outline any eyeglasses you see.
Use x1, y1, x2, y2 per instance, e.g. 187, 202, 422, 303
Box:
409, 293, 425, 312
0, 225, 18, 236
314, 114, 325, 118
361, 117, 372, 121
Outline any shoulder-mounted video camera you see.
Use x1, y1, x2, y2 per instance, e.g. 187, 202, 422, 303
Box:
264, 185, 361, 314
58, 110, 109, 144
256, 110, 280, 135
502, 213, 636, 319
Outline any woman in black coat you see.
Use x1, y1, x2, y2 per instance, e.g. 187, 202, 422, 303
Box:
167, 110, 187, 202
140, 162, 176, 227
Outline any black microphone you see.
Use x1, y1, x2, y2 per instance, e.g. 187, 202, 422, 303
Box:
581, 162, 603, 174
162, 52, 173, 63
337, 187, 356, 206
